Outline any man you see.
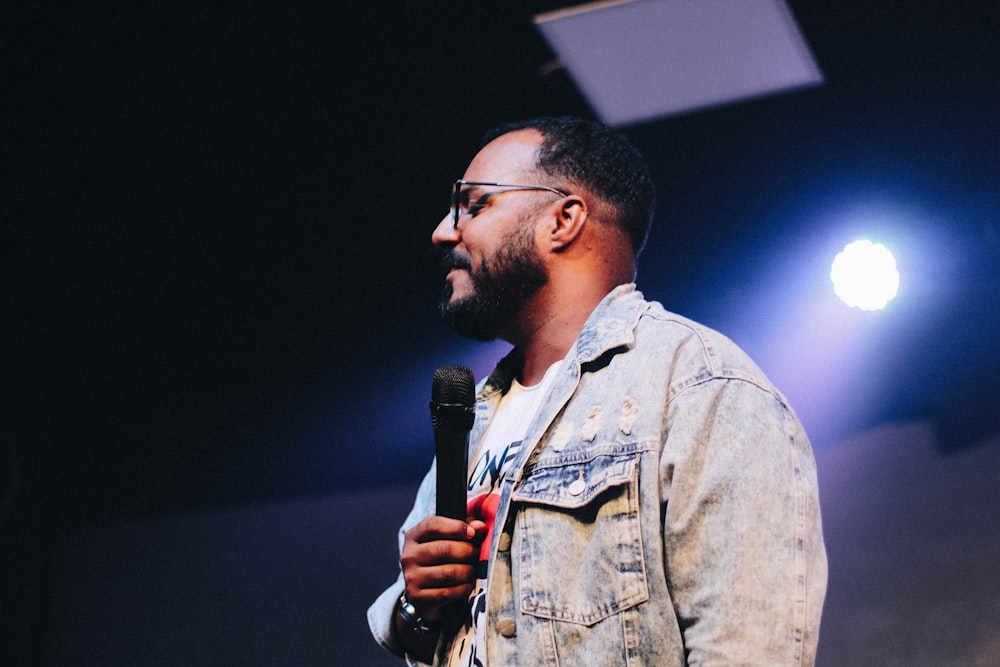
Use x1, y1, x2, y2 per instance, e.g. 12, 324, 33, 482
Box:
368, 116, 827, 666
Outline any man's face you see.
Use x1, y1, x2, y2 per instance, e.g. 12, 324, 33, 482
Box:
438, 216, 547, 341
432, 130, 553, 342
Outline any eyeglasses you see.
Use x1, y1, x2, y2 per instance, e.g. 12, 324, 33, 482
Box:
451, 179, 567, 228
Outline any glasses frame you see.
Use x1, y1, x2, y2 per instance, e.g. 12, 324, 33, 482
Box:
452, 179, 568, 228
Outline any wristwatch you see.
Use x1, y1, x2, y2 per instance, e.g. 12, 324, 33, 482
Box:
398, 591, 437, 635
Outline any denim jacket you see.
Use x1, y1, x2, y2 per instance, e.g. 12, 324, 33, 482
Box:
368, 284, 827, 666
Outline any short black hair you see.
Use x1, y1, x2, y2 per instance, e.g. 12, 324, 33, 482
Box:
483, 116, 656, 258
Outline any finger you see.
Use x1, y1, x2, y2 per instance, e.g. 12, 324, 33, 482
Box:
418, 561, 476, 588
407, 578, 476, 609
408, 516, 476, 543
401, 538, 478, 571
467, 519, 488, 535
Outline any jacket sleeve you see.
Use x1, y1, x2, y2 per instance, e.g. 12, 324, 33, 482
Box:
660, 377, 827, 666
367, 461, 439, 667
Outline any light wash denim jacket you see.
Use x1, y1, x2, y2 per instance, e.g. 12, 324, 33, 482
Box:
369, 284, 827, 666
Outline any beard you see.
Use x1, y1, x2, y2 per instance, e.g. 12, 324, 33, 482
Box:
439, 224, 548, 342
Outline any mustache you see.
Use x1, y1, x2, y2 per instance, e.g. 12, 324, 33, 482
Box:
441, 249, 472, 272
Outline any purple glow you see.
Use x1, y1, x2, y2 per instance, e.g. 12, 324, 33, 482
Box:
714, 195, 956, 444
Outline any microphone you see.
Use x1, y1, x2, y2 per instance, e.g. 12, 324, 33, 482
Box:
430, 365, 475, 520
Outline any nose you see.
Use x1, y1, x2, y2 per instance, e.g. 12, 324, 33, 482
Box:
432, 212, 460, 247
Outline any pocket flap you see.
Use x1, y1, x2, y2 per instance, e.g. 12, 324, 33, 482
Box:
512, 452, 638, 509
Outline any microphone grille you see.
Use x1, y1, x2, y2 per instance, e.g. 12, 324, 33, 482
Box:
431, 365, 475, 407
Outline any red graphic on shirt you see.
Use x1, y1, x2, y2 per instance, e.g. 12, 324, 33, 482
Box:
467, 493, 500, 564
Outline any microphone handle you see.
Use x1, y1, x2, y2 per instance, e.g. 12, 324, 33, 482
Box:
434, 428, 469, 520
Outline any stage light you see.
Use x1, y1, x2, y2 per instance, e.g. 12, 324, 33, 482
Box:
830, 240, 899, 311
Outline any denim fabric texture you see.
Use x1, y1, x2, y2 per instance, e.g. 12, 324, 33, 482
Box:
368, 284, 827, 666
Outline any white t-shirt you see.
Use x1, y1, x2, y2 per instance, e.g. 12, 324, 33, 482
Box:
447, 362, 560, 666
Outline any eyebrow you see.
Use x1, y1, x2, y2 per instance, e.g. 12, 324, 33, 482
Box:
457, 183, 492, 206
460, 183, 490, 195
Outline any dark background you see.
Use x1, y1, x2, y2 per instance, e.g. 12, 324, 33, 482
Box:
3, 2, 999, 663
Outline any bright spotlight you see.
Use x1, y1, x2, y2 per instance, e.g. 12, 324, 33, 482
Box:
830, 240, 899, 311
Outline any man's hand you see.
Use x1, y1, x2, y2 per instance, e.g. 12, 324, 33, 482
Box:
392, 515, 487, 661
399, 515, 486, 625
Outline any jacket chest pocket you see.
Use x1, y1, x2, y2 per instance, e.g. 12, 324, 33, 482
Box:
510, 450, 648, 626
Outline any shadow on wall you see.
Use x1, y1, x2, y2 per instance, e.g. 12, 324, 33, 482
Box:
815, 422, 1000, 666
45, 487, 414, 666
42, 423, 1000, 666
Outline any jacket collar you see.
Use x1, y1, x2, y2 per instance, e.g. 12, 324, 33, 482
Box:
480, 283, 646, 398
573, 283, 647, 364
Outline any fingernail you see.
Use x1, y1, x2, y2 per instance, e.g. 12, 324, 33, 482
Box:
466, 525, 476, 538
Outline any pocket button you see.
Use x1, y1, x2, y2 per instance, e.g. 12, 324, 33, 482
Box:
498, 617, 517, 637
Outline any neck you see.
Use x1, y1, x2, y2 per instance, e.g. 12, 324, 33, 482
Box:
503, 223, 636, 386
506, 277, 624, 386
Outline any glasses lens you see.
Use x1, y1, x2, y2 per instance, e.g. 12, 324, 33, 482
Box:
453, 182, 476, 227
452, 182, 464, 226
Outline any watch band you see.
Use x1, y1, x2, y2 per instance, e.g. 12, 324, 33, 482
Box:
399, 591, 437, 635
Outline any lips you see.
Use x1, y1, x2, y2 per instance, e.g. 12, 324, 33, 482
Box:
441, 250, 472, 273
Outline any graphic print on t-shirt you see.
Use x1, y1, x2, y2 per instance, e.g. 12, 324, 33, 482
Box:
447, 361, 560, 666
466, 439, 521, 568
450, 438, 522, 667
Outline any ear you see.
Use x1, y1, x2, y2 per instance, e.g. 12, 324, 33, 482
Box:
547, 195, 588, 252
